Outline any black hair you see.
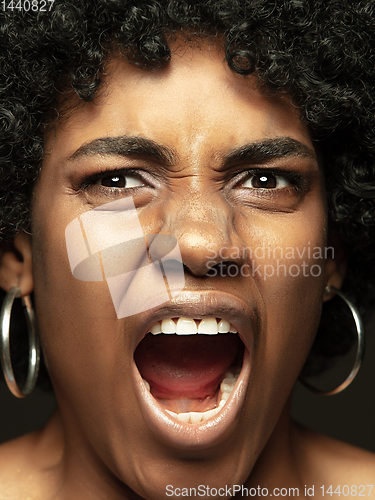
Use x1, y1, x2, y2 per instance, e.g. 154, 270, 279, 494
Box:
0, 0, 374, 388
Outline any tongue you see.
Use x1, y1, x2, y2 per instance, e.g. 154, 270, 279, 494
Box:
134, 333, 240, 400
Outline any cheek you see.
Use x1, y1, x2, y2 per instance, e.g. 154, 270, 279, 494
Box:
240, 206, 327, 385
31, 200, 123, 398
259, 260, 324, 388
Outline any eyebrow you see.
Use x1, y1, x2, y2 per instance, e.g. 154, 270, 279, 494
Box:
67, 135, 316, 169
221, 137, 316, 171
67, 136, 177, 166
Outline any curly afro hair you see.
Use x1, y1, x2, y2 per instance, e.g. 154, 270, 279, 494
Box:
0, 0, 374, 388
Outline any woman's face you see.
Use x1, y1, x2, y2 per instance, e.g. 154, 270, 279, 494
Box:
31, 42, 330, 498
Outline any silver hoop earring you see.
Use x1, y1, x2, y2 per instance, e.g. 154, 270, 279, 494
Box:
0, 287, 40, 397
300, 285, 365, 396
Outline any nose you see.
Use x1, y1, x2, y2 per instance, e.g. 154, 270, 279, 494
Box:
159, 194, 247, 277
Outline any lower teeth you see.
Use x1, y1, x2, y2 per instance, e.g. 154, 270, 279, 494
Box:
142, 367, 240, 424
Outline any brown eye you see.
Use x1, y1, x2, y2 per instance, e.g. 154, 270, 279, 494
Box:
242, 173, 289, 189
99, 175, 144, 189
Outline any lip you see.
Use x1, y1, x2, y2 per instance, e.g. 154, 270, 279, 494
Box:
131, 290, 255, 449
131, 290, 255, 352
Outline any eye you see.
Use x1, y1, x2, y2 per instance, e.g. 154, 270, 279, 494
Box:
98, 174, 144, 189
241, 172, 290, 190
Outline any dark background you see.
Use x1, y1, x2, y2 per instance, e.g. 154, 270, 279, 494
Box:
0, 313, 374, 451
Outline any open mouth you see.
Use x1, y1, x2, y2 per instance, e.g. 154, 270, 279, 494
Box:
134, 317, 245, 424
130, 291, 253, 448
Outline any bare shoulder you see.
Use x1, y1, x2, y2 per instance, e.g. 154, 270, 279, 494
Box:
294, 424, 375, 486
0, 414, 63, 499
0, 431, 42, 499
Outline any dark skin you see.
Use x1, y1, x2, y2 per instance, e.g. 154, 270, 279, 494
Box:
0, 41, 374, 500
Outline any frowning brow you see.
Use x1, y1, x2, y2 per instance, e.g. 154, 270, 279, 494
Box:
222, 137, 316, 170
67, 136, 178, 166
67, 135, 315, 169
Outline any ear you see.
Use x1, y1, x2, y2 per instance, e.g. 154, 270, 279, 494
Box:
0, 232, 33, 295
323, 227, 347, 302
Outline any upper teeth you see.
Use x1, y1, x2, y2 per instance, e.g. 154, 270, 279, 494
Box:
149, 317, 238, 335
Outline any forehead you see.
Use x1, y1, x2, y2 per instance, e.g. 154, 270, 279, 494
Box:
45, 41, 312, 160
